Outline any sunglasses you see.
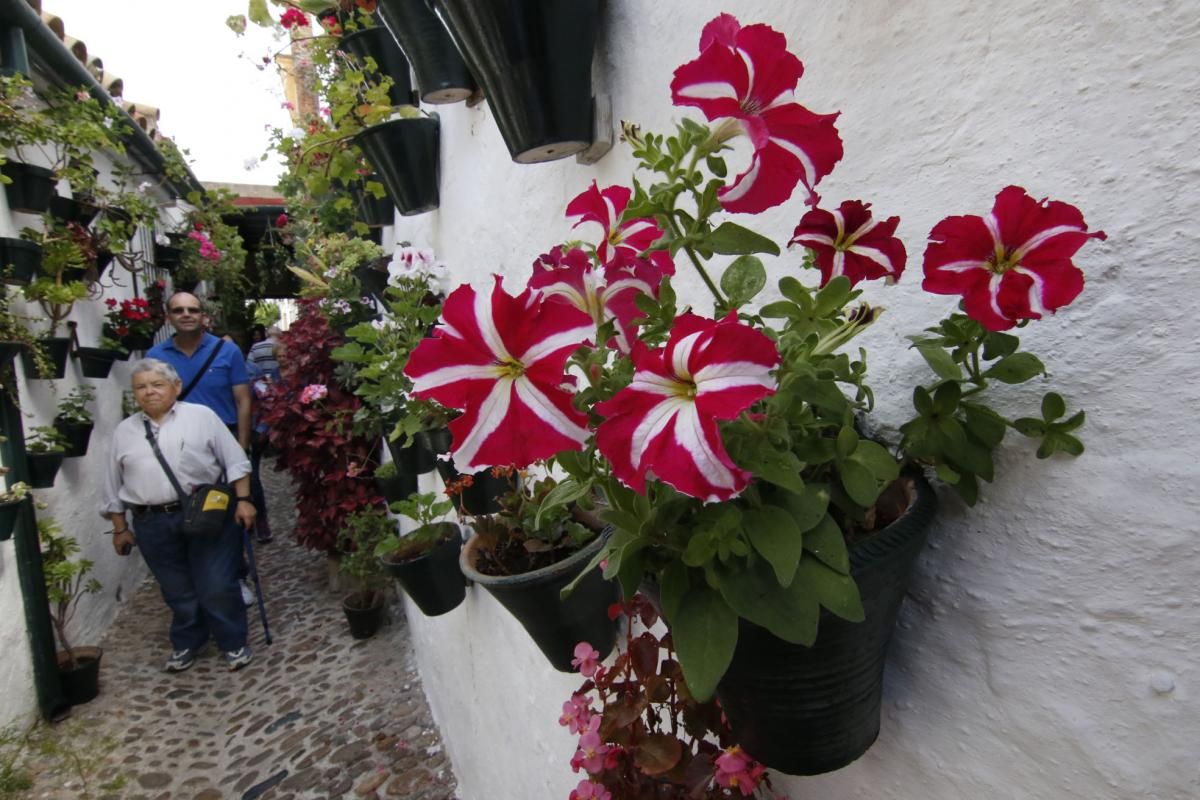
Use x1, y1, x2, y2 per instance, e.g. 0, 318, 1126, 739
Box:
168, 306, 203, 315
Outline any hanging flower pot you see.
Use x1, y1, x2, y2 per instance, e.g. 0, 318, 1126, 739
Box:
20, 337, 70, 380
49, 196, 100, 227
380, 522, 466, 616
0, 237, 41, 286
353, 263, 391, 304
374, 470, 418, 503
0, 161, 56, 214
154, 239, 184, 271
386, 434, 438, 476
117, 332, 155, 352
432, 0, 599, 163
460, 528, 619, 671
0, 341, 22, 367
355, 117, 441, 216
75, 346, 119, 379
349, 178, 395, 227
713, 477, 938, 776
54, 417, 94, 458
337, 25, 419, 107
0, 497, 27, 541
26, 451, 65, 489
375, 0, 476, 104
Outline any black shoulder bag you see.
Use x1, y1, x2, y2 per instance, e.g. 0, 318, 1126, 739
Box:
178, 339, 224, 402
143, 419, 234, 538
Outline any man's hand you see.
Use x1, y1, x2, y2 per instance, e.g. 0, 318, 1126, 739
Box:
235, 499, 257, 529
113, 529, 136, 556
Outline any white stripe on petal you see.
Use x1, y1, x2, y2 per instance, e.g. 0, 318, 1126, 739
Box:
934, 259, 991, 274
670, 331, 705, 379
631, 397, 687, 469
719, 157, 762, 204
1012, 266, 1048, 316
1012, 224, 1086, 262
830, 249, 846, 279
519, 323, 593, 366
475, 289, 513, 362
842, 218, 879, 248
676, 80, 741, 102
630, 369, 682, 396
513, 377, 590, 443
452, 378, 513, 470
792, 232, 835, 247
986, 273, 1005, 321
673, 404, 737, 490
411, 362, 504, 393
770, 135, 817, 190
694, 360, 776, 394
846, 243, 896, 274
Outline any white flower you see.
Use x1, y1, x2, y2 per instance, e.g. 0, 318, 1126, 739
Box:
155, 233, 170, 246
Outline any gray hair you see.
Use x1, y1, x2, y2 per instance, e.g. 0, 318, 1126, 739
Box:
267, 325, 282, 337
130, 358, 181, 384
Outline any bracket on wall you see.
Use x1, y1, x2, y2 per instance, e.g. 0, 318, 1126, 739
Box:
576, 94, 613, 166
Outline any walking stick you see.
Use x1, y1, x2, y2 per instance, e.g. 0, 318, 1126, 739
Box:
243, 526, 273, 645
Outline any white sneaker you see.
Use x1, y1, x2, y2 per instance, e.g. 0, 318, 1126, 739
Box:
240, 580, 255, 606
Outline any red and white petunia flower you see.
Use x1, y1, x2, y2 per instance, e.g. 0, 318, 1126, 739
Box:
528, 247, 668, 353
789, 200, 907, 286
922, 186, 1106, 331
565, 181, 675, 276
595, 313, 778, 502
403, 277, 594, 472
670, 13, 843, 214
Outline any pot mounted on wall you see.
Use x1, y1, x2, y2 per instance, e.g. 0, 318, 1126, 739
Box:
0, 161, 56, 214
375, 0, 476, 104
0, 237, 41, 286
432, 0, 600, 163
354, 116, 440, 216
337, 25, 419, 108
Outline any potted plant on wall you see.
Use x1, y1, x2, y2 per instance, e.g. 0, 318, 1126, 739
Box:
371, 460, 416, 504
338, 506, 394, 638
101, 295, 158, 353
401, 12, 1106, 774
39, 516, 104, 706
376, 491, 466, 617
0, 479, 33, 542
54, 385, 96, 458
0, 235, 42, 286
354, 106, 440, 216
374, 0, 476, 104
25, 427, 68, 489
18, 225, 89, 379
335, 11, 419, 108
432, 0, 600, 163
0, 292, 52, 377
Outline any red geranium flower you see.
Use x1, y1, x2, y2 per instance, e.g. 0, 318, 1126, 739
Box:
279, 8, 308, 29
790, 200, 907, 286
670, 14, 843, 213
565, 181, 674, 277
922, 186, 1107, 331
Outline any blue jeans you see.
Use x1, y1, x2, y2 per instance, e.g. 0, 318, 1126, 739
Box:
133, 509, 248, 652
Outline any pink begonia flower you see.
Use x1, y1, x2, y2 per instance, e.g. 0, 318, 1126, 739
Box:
299, 384, 328, 404
571, 716, 610, 775
789, 200, 907, 286
595, 313, 778, 502
528, 247, 667, 354
403, 277, 593, 472
922, 186, 1106, 331
671, 14, 842, 214
570, 641, 601, 677
558, 693, 593, 734
714, 746, 767, 797
279, 8, 308, 29
565, 181, 674, 276
569, 779, 612, 800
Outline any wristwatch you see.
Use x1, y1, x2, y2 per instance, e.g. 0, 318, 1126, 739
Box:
237, 496, 255, 505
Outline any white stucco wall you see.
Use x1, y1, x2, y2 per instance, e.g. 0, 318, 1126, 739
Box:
391, 2, 1200, 799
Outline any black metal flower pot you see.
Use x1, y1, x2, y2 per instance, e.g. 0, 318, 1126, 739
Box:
54, 418, 93, 458
349, 178, 396, 227
460, 530, 618, 671
26, 451, 65, 489
1, 161, 56, 213
49, 195, 101, 227
714, 477, 938, 776
0, 341, 22, 367
0, 497, 25, 541
57, 647, 103, 706
387, 434, 437, 475
423, 428, 515, 515
76, 347, 119, 379
154, 243, 183, 271
0, 237, 41, 286
375, 472, 418, 503
337, 25, 419, 107
381, 523, 466, 616
118, 332, 155, 352
343, 591, 386, 639
432, 0, 598, 163
375, 0, 476, 104
21, 337, 71, 380
355, 117, 440, 215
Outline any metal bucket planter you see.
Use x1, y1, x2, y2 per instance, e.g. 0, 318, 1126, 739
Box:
354, 117, 440, 216
337, 25, 419, 107
381, 523, 466, 616
21, 336, 70, 379
433, 0, 599, 163
1, 161, 56, 213
0, 237, 41, 286
714, 477, 938, 776
375, 0, 476, 104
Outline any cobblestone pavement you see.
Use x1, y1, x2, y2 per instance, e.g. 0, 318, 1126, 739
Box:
23, 464, 460, 800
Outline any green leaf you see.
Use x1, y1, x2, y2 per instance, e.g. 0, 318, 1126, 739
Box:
797, 556, 864, 622
913, 385, 934, 416
933, 381, 962, 415
705, 155, 727, 178
813, 276, 854, 317
720, 255, 767, 306
1058, 409, 1086, 433
683, 531, 717, 567
534, 479, 590, 529
1013, 417, 1045, 437
1041, 392, 1066, 422
839, 459, 880, 507
949, 437, 995, 482
915, 343, 963, 381
718, 558, 819, 645
986, 352, 1046, 384
791, 376, 848, 414
743, 505, 804, 587
962, 402, 1008, 448
802, 513, 849, 574
780, 483, 830, 533
659, 561, 689, 622
953, 471, 980, 505
705, 221, 781, 256
247, 0, 272, 26
848, 440, 900, 483
981, 331, 1020, 360
836, 426, 859, 459
672, 587, 738, 701
730, 444, 806, 494
935, 463, 961, 484
759, 300, 796, 319
599, 508, 642, 534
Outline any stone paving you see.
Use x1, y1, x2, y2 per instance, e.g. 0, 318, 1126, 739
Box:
21, 464, 460, 800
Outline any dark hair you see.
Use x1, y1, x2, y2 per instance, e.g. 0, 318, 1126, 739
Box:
252, 324, 267, 337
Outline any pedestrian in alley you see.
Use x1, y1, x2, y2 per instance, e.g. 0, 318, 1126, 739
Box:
101, 358, 257, 672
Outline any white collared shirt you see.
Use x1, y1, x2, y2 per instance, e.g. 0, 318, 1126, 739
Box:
100, 401, 252, 516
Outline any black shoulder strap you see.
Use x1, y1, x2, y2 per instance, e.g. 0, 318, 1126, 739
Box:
143, 419, 188, 501
179, 338, 224, 402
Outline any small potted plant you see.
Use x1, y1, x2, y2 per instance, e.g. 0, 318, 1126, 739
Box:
54, 385, 96, 458
337, 506, 395, 638
75, 331, 127, 379
18, 225, 89, 379
25, 426, 68, 489
0, 292, 52, 377
372, 460, 416, 504
102, 296, 158, 352
376, 491, 465, 616
0, 479, 33, 541
39, 516, 104, 706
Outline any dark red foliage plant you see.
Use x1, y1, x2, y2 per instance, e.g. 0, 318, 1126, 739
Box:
259, 299, 382, 551
561, 595, 776, 800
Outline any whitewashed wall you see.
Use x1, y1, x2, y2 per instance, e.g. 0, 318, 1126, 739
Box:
392, 1, 1200, 798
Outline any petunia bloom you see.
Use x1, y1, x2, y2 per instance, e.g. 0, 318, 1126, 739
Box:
789, 200, 907, 286
570, 641, 601, 677
528, 247, 667, 353
403, 277, 594, 473
922, 186, 1106, 331
565, 181, 674, 276
595, 313, 779, 502
671, 14, 842, 214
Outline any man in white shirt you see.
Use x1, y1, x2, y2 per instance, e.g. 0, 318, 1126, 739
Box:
102, 359, 258, 672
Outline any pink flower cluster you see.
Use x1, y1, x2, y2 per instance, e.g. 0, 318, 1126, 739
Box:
714, 746, 767, 797
299, 384, 328, 405
188, 230, 222, 262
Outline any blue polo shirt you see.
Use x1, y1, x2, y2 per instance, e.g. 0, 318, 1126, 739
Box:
148, 333, 248, 425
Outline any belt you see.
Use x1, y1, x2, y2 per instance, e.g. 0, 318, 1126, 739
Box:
130, 502, 182, 515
